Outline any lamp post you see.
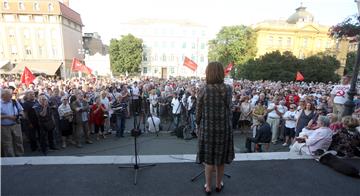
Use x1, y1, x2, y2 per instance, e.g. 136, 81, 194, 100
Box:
342, 0, 360, 116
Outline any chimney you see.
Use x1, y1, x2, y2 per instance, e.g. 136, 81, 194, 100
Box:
63, 0, 69, 7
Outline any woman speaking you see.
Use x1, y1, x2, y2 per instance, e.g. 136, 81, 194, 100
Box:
196, 62, 234, 194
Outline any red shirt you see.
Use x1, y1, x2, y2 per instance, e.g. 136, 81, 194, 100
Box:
90, 104, 105, 125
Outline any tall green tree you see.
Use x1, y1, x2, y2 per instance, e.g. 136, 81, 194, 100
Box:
208, 25, 257, 77
110, 34, 143, 75
240, 51, 299, 82
343, 51, 357, 75
240, 51, 340, 82
300, 54, 340, 82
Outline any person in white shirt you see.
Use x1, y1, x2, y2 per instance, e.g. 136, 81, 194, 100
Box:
149, 89, 158, 116
131, 81, 141, 115
147, 115, 160, 133
282, 104, 297, 146
290, 115, 333, 155
266, 97, 285, 144
331, 75, 351, 120
171, 93, 182, 132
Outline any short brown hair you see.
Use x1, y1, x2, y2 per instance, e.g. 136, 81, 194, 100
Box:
206, 61, 224, 84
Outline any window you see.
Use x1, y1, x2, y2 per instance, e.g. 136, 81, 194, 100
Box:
52, 46, 58, 57
19, 1, 25, 10
303, 38, 308, 48
38, 46, 44, 56
192, 42, 196, 49
182, 42, 187, 49
143, 52, 147, 61
171, 42, 175, 48
316, 40, 321, 48
170, 67, 175, 74
200, 55, 204, 62
268, 36, 273, 46
336, 40, 340, 50
4, 14, 15, 22
143, 67, 147, 74
201, 43, 205, 49
37, 30, 44, 39
23, 29, 30, 39
286, 37, 291, 47
278, 37, 283, 47
162, 54, 166, 62
162, 41, 167, 48
19, 15, 30, 22
11, 45, 17, 55
154, 42, 158, 48
170, 54, 175, 62
325, 40, 331, 48
3, 1, 9, 9
191, 55, 196, 61
33, 2, 40, 11
154, 54, 158, 61
201, 30, 206, 36
34, 15, 43, 22
25, 46, 32, 55
49, 16, 57, 23
48, 3, 54, 11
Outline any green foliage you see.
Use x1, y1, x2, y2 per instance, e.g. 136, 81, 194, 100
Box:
208, 25, 257, 77
240, 51, 340, 82
344, 51, 357, 75
110, 34, 143, 75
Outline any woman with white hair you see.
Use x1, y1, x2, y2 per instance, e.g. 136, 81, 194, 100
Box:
290, 115, 333, 155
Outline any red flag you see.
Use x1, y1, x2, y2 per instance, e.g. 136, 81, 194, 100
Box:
21, 66, 35, 86
296, 71, 304, 81
82, 65, 92, 75
71, 58, 85, 72
183, 57, 198, 71
224, 62, 233, 76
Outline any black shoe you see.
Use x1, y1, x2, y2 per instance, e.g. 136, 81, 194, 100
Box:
215, 182, 224, 192
50, 146, 60, 150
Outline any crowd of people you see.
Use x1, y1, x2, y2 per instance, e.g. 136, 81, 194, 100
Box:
1, 73, 360, 158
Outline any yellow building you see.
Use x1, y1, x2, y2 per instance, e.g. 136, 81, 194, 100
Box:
0, 0, 83, 78
253, 6, 349, 75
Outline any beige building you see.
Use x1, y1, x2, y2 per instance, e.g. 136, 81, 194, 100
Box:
120, 19, 209, 78
253, 6, 349, 75
0, 0, 83, 78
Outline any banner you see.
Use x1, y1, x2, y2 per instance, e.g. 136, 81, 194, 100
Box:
183, 57, 198, 71
21, 66, 35, 86
71, 58, 92, 75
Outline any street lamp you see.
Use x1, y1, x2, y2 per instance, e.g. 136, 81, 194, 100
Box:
342, 0, 360, 116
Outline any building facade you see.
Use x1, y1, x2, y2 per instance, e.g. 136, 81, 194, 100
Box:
253, 6, 349, 75
83, 32, 108, 55
119, 19, 209, 78
0, 0, 83, 78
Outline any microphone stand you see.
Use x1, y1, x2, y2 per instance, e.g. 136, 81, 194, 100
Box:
118, 87, 156, 185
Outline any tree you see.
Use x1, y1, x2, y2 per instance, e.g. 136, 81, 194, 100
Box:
110, 34, 143, 75
300, 54, 340, 82
240, 51, 340, 82
344, 51, 357, 75
208, 25, 257, 77
240, 51, 299, 82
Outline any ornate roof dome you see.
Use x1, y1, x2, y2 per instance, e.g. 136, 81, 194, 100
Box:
287, 6, 314, 24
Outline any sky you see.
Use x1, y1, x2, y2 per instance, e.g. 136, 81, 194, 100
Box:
69, 0, 358, 44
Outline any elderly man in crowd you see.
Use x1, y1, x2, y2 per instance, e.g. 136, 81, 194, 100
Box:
290, 115, 333, 155
1, 88, 24, 157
